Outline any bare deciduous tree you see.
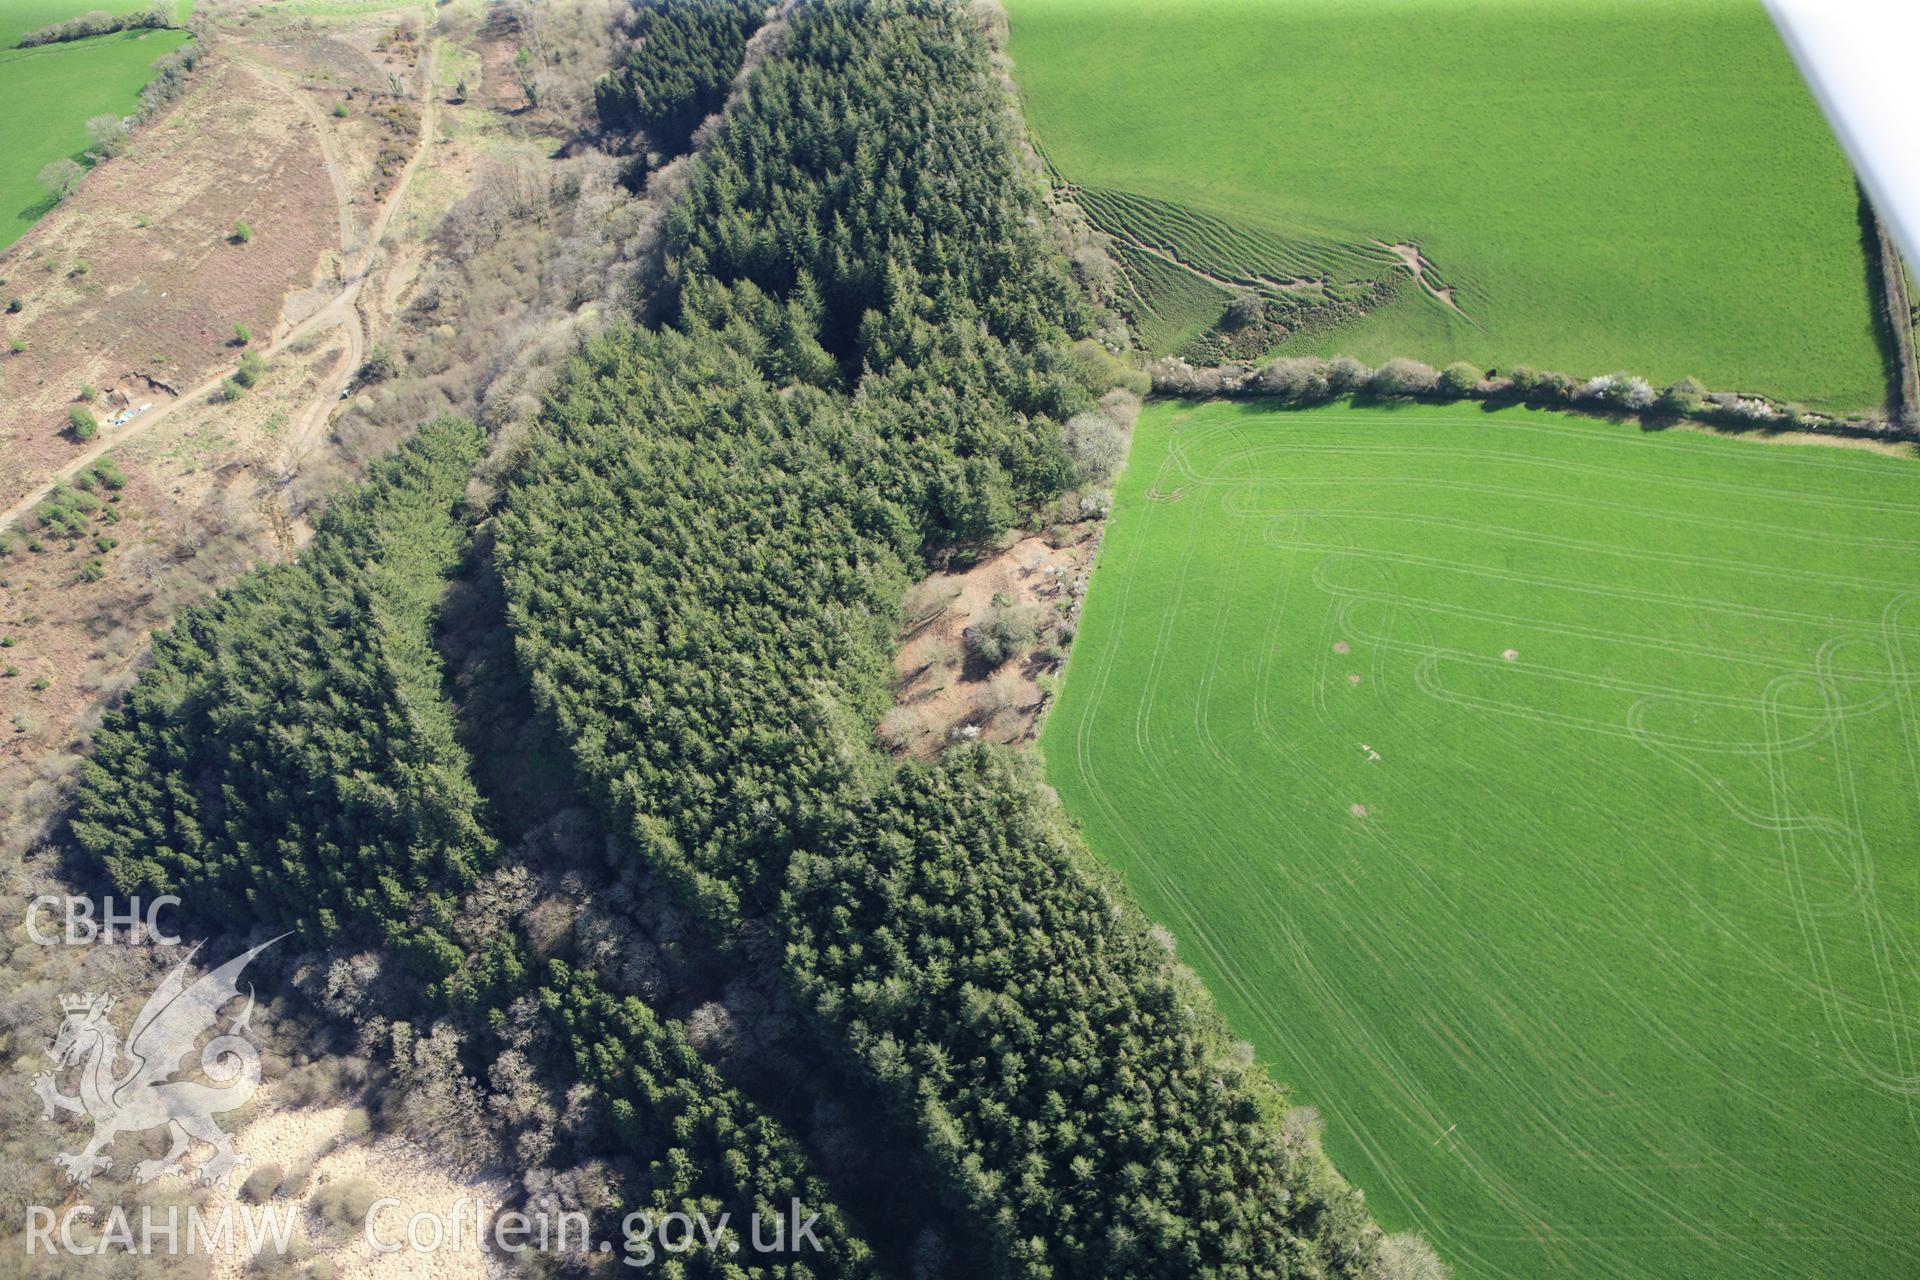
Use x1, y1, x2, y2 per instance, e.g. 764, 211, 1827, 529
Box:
84, 114, 130, 158
37, 158, 83, 202
685, 1000, 736, 1059
1369, 357, 1440, 397
1374, 1233, 1452, 1280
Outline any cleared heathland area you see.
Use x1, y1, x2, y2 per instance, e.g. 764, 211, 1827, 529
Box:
0, 2, 191, 250
1042, 397, 1920, 1280
0, 0, 179, 46
1008, 0, 1888, 413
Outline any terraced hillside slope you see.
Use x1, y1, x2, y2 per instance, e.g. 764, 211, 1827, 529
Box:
1008, 0, 1889, 412
1043, 398, 1920, 1280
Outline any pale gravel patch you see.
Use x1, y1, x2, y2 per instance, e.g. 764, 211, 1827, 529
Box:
198, 1095, 512, 1280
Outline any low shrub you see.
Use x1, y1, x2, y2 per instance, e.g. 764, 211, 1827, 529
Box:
1369, 357, 1439, 397
239, 1164, 284, 1204
1224, 294, 1265, 329
963, 603, 1037, 667
311, 1176, 379, 1228
1438, 361, 1482, 396
357, 345, 399, 384
1525, 369, 1575, 403
1721, 395, 1776, 422
85, 114, 130, 159
280, 1161, 314, 1199
1146, 355, 1244, 397
138, 44, 200, 122
1657, 377, 1704, 416
1327, 354, 1372, 391
1616, 376, 1656, 410
1579, 372, 1655, 410
233, 350, 267, 389
1250, 355, 1334, 401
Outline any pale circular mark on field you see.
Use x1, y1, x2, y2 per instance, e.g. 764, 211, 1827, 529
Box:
1502, 648, 1520, 662
1349, 803, 1369, 819
1347, 672, 1361, 685
1333, 640, 1351, 654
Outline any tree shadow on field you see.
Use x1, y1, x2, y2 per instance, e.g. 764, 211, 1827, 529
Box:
1209, 393, 1428, 420
1857, 182, 1904, 419
1346, 392, 1429, 413
15, 194, 59, 224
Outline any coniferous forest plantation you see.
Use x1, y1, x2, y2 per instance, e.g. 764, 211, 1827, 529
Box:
13, 2, 1408, 1277
4, 2, 1914, 1279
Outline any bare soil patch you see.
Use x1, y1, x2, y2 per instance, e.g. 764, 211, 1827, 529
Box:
887, 529, 1098, 757
240, 11, 429, 244
1373, 239, 1470, 318
473, 7, 529, 114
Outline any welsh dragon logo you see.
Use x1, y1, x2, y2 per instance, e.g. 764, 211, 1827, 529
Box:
33, 938, 282, 1188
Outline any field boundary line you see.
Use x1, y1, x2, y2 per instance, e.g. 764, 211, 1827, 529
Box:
1866, 194, 1920, 426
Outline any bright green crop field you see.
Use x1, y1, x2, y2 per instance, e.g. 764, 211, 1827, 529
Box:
1043, 398, 1920, 1280
1007, 0, 1889, 413
0, 2, 191, 252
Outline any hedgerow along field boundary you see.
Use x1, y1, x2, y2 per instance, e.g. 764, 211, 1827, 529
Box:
1041, 397, 1920, 1280
0, 1, 193, 251
1007, 0, 1889, 414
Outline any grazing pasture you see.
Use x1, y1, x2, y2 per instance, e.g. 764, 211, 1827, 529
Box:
1043, 397, 1920, 1280
0, 3, 191, 252
1008, 0, 1888, 412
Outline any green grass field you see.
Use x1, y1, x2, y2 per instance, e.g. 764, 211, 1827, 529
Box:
1007, 0, 1888, 413
1043, 398, 1920, 1280
0, 2, 191, 252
